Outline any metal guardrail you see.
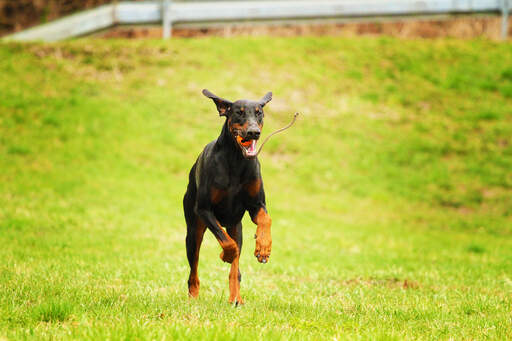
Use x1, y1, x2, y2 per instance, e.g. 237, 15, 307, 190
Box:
503, 0, 510, 37
3, 0, 511, 41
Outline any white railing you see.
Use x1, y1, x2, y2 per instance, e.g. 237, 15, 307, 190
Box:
3, 0, 510, 41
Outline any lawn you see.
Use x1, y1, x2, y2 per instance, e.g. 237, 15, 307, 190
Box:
0, 36, 511, 339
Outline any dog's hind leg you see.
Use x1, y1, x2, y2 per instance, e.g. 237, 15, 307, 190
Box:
184, 183, 206, 298
227, 221, 243, 305
186, 217, 206, 298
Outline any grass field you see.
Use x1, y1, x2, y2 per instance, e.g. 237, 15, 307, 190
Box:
1, 36, 512, 339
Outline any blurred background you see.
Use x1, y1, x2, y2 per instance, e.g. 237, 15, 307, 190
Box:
1, 0, 112, 34
1, 0, 511, 40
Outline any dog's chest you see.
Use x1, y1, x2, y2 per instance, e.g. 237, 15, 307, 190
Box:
214, 174, 245, 204
212, 174, 249, 224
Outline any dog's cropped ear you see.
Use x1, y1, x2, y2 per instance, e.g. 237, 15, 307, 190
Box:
202, 89, 232, 116
259, 92, 272, 107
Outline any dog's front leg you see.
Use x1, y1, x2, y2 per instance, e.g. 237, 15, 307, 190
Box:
196, 209, 238, 263
252, 207, 272, 263
227, 222, 243, 305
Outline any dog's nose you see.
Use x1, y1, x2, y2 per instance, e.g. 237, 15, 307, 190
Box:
246, 129, 260, 140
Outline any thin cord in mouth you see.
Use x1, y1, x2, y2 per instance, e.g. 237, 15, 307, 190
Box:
255, 112, 299, 157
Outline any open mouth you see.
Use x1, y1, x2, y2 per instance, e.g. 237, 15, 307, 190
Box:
236, 135, 258, 158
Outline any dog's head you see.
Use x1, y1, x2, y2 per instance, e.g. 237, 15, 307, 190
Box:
202, 89, 272, 159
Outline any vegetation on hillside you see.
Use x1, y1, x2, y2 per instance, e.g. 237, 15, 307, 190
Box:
0, 37, 511, 339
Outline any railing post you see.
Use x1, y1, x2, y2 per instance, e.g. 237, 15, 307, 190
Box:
162, 0, 172, 39
112, 0, 118, 25
502, 0, 510, 40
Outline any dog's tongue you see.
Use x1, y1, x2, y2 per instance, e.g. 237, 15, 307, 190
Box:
247, 140, 256, 155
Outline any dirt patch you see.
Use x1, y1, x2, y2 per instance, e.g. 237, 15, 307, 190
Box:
98, 15, 511, 40
343, 277, 420, 289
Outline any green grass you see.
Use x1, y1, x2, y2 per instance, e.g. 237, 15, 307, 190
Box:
0, 36, 511, 339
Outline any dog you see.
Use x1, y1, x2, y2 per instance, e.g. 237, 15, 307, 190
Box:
183, 89, 273, 305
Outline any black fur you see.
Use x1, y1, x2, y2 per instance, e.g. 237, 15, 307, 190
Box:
183, 89, 273, 300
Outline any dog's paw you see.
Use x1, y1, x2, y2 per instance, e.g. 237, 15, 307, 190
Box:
220, 241, 238, 263
254, 235, 272, 263
229, 297, 244, 306
188, 276, 200, 298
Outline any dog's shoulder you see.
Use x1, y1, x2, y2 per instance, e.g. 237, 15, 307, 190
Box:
194, 140, 214, 187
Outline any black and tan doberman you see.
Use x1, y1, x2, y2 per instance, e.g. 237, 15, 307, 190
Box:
183, 89, 273, 305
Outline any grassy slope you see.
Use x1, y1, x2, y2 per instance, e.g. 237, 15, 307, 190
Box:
0, 37, 511, 339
